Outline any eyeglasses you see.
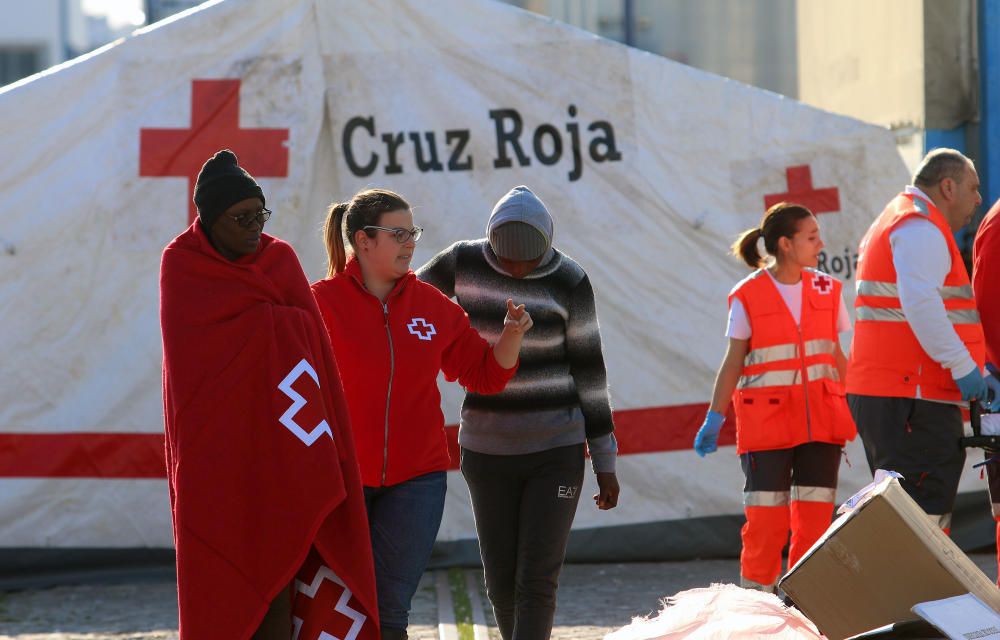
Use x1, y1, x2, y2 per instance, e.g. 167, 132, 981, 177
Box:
363, 225, 423, 244
227, 207, 272, 228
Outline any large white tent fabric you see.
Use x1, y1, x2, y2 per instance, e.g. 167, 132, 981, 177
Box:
0, 0, 991, 571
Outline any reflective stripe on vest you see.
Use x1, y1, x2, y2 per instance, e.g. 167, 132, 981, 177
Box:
738, 363, 840, 389
744, 339, 836, 367
805, 339, 838, 357
857, 280, 974, 301
856, 306, 980, 324
856, 279, 980, 325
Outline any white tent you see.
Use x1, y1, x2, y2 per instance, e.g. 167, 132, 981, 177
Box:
1, 0, 985, 571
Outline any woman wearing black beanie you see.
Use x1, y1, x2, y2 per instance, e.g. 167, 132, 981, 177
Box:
161, 150, 379, 640
192, 149, 269, 260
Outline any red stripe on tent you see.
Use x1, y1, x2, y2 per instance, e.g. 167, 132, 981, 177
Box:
0, 433, 167, 478
1, 404, 736, 478
443, 402, 736, 469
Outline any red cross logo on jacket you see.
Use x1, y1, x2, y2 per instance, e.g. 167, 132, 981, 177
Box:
812, 274, 833, 295
407, 318, 437, 341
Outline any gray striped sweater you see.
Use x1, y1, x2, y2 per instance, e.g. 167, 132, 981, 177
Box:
416, 239, 617, 473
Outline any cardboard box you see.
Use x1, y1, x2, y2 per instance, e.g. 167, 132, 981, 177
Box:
778, 478, 1000, 640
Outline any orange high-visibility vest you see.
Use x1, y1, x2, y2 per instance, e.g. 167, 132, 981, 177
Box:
729, 268, 856, 453
848, 192, 985, 402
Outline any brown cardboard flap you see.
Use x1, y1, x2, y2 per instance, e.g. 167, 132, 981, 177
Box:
779, 478, 1000, 640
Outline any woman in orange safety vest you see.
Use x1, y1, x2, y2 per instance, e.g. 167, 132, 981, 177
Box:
693, 202, 857, 593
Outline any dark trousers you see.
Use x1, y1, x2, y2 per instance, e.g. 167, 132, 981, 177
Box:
986, 454, 1000, 518
740, 443, 843, 494
982, 453, 1000, 585
364, 471, 447, 632
461, 444, 585, 640
252, 585, 291, 640
848, 394, 965, 522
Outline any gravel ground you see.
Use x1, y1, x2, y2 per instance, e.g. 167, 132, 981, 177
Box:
1, 554, 996, 639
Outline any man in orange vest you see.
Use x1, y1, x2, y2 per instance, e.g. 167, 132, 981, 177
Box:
972, 197, 1000, 580
848, 148, 988, 532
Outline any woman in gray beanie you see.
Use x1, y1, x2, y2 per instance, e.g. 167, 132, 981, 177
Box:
417, 185, 620, 640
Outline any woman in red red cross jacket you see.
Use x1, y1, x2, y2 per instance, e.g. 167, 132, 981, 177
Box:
310, 188, 531, 640
692, 202, 856, 594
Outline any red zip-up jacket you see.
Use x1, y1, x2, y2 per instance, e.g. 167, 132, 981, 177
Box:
311, 258, 517, 487
974, 199, 1000, 367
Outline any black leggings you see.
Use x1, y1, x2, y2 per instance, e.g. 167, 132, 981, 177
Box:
460, 444, 585, 640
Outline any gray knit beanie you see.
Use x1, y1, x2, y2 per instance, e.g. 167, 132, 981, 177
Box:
487, 186, 554, 262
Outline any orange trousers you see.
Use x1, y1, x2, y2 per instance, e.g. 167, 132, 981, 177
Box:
740, 442, 841, 588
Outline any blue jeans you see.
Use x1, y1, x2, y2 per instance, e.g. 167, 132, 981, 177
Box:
363, 471, 447, 632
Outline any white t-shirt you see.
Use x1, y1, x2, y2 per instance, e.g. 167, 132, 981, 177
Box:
726, 270, 851, 339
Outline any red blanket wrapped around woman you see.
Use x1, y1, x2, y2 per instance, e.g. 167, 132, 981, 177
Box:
160, 221, 377, 639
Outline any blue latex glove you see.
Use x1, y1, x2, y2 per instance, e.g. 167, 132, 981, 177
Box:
694, 410, 725, 457
955, 369, 989, 403
985, 373, 1000, 409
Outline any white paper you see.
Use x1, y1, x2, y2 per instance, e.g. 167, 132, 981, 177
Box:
912, 593, 1000, 640
981, 414, 1000, 437
836, 469, 904, 515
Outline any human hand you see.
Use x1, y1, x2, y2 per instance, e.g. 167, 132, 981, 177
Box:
693, 410, 725, 457
985, 372, 1000, 409
955, 369, 989, 404
594, 472, 620, 510
503, 299, 533, 334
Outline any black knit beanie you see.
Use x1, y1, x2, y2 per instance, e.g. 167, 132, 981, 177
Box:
193, 149, 265, 230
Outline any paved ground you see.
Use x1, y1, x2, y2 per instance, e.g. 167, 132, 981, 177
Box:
0, 555, 996, 639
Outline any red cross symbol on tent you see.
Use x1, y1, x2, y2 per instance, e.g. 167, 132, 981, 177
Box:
763, 165, 840, 214
139, 79, 289, 224
292, 564, 367, 640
